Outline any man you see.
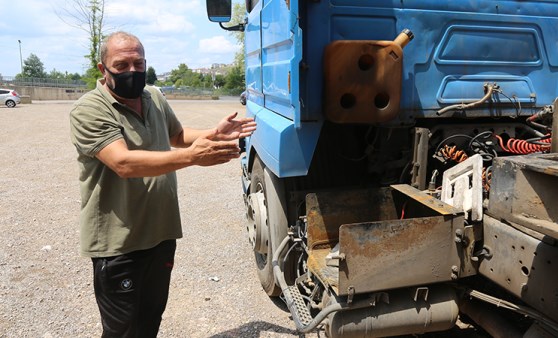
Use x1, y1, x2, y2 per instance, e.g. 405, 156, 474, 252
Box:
69, 31, 256, 337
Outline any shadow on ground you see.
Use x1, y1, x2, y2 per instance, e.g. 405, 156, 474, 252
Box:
209, 320, 325, 338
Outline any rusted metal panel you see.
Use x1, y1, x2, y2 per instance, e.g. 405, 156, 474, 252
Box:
480, 215, 558, 322
411, 127, 430, 190
338, 214, 464, 295
306, 188, 397, 250
306, 188, 398, 292
307, 249, 339, 294
307, 185, 474, 296
323, 39, 404, 124
488, 154, 558, 239
391, 184, 463, 216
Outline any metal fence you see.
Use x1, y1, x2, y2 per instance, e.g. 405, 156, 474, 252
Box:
160, 86, 243, 97
0, 75, 243, 98
0, 76, 87, 88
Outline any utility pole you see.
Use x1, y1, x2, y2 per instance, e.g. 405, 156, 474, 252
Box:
18, 40, 23, 75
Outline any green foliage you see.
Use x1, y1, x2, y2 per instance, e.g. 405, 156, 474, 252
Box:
224, 66, 245, 91
22, 54, 47, 78
169, 63, 190, 84
47, 69, 83, 81
56, 0, 105, 88
68, 72, 82, 81
83, 66, 102, 89
231, 2, 246, 73
214, 74, 226, 88
146, 66, 157, 85
168, 63, 215, 89
85, 0, 104, 68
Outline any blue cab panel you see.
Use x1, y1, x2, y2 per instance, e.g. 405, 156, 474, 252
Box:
244, 0, 558, 178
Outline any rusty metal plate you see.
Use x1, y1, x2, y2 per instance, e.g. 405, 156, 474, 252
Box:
307, 249, 339, 294
306, 188, 397, 250
391, 184, 463, 216
480, 215, 558, 322
306, 188, 398, 292
323, 40, 403, 123
488, 154, 558, 239
338, 214, 465, 295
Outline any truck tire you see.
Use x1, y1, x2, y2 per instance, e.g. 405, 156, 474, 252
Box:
249, 156, 294, 296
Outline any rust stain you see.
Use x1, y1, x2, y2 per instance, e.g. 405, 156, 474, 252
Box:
342, 217, 440, 260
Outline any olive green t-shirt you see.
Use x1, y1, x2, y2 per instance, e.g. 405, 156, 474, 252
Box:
70, 80, 183, 257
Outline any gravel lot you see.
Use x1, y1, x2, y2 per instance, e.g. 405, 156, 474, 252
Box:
0, 99, 322, 338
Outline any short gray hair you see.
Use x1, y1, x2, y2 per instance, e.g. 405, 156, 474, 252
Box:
99, 31, 145, 64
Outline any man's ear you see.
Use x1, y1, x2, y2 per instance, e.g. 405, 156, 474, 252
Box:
97, 63, 105, 74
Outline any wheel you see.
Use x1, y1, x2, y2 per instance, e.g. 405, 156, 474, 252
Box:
5, 100, 16, 108
247, 156, 295, 296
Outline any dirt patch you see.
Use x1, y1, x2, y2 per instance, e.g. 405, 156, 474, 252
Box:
0, 100, 322, 338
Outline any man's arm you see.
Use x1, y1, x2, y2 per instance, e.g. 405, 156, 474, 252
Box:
170, 112, 257, 148
96, 137, 240, 178
97, 111, 255, 178
170, 127, 214, 148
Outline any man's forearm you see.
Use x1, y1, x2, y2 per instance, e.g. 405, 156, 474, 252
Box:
96, 137, 240, 178
172, 127, 216, 148
105, 148, 195, 178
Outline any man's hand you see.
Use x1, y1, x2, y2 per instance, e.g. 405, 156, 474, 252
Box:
188, 137, 241, 166
211, 112, 257, 141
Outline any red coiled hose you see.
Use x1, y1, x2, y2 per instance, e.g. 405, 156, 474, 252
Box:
495, 134, 551, 154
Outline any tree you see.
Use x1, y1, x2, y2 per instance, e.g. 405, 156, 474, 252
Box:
84, 67, 101, 89
56, 0, 106, 88
169, 63, 190, 85
230, 3, 246, 73
48, 68, 66, 79
168, 63, 205, 89
224, 66, 245, 92
21, 54, 47, 78
146, 66, 157, 85
214, 74, 226, 88
68, 72, 83, 81
48, 69, 83, 81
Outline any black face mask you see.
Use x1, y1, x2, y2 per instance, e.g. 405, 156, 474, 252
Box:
104, 65, 146, 99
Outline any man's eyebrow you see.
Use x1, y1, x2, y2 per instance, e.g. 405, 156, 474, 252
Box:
111, 57, 145, 64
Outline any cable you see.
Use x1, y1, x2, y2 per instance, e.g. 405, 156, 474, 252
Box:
440, 145, 468, 162
437, 83, 497, 116
464, 288, 558, 333
436, 133, 496, 192
493, 88, 522, 117
468, 131, 497, 161
434, 134, 474, 158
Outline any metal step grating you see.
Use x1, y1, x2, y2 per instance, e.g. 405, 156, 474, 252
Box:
285, 285, 313, 326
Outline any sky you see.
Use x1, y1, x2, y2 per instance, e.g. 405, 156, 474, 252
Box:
0, 0, 241, 77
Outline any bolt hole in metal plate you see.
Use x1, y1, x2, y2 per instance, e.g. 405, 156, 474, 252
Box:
323, 40, 403, 123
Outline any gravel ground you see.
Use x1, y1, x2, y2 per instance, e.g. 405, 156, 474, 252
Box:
0, 99, 322, 338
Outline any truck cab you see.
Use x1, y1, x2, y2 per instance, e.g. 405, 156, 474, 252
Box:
207, 1, 558, 337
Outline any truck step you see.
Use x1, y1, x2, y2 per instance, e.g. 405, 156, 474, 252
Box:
284, 284, 313, 327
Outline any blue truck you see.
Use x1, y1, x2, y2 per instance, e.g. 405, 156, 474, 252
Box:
206, 1, 558, 337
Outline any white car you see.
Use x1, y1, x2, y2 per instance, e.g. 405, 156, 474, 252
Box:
0, 88, 21, 108
148, 85, 165, 97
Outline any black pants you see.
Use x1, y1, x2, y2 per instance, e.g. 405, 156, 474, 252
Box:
91, 240, 176, 338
